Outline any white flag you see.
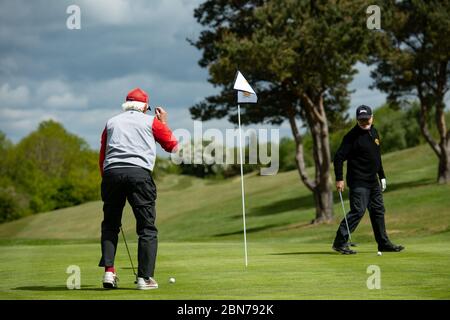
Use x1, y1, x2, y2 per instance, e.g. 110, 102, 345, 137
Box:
233, 71, 257, 104
238, 90, 257, 103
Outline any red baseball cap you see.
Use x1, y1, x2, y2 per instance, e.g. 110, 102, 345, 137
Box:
126, 88, 149, 104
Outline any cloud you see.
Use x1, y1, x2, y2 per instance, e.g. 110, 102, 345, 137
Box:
350, 88, 387, 110
0, 0, 205, 83
79, 0, 132, 25
34, 80, 89, 109
0, 0, 393, 150
44, 92, 88, 109
0, 79, 93, 145
0, 83, 30, 107
79, 0, 201, 33
0, 108, 59, 141
0, 56, 19, 76
348, 62, 387, 115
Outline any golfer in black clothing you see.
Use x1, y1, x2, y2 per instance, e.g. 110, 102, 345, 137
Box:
332, 105, 404, 254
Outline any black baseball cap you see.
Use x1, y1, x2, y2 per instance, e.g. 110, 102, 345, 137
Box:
356, 105, 372, 120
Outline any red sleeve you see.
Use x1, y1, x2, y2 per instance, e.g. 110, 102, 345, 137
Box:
99, 127, 107, 176
152, 117, 178, 152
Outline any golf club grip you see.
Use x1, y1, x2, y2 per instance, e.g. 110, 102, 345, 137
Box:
339, 191, 352, 242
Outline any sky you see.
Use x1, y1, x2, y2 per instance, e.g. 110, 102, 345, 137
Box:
0, 0, 389, 150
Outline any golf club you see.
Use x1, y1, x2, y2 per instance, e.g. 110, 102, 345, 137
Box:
120, 226, 138, 283
338, 190, 357, 247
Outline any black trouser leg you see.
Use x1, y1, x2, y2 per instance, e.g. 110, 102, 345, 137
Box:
99, 171, 126, 268
132, 205, 158, 278
126, 170, 158, 279
367, 185, 391, 247
333, 187, 370, 246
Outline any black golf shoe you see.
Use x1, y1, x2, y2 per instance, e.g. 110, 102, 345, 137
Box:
378, 243, 405, 252
332, 244, 357, 255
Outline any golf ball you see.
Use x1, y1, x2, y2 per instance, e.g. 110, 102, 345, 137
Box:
169, 277, 176, 284
377, 251, 382, 256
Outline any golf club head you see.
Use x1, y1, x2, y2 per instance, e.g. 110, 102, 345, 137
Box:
348, 242, 357, 247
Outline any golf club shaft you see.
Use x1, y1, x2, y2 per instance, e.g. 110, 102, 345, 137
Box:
339, 190, 352, 242
120, 227, 137, 278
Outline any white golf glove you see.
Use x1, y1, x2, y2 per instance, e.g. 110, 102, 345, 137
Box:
381, 178, 387, 192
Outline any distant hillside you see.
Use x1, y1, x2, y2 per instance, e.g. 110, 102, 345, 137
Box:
0, 144, 449, 243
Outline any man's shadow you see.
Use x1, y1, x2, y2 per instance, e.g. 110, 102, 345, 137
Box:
12, 285, 130, 291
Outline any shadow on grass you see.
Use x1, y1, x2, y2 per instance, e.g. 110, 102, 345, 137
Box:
333, 178, 434, 203
12, 285, 131, 291
218, 177, 435, 237
270, 251, 336, 256
382, 178, 434, 193
214, 223, 286, 237
241, 177, 433, 218
0, 239, 97, 246
229, 178, 433, 221
229, 194, 314, 220
250, 195, 315, 217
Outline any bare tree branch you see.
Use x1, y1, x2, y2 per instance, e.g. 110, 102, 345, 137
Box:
300, 92, 326, 124
418, 86, 441, 157
318, 94, 332, 178
287, 108, 316, 191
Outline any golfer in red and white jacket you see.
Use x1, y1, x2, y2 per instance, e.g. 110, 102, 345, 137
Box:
98, 87, 178, 290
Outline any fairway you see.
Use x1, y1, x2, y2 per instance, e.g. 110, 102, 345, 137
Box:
0, 145, 449, 299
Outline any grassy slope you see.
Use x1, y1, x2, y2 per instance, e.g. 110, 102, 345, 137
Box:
1, 144, 449, 243
0, 144, 449, 299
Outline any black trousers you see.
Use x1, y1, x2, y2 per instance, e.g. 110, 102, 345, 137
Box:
333, 184, 391, 247
98, 167, 158, 278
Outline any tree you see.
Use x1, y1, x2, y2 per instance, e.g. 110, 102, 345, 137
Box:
370, 0, 450, 183
190, 0, 371, 222
0, 186, 28, 223
372, 103, 422, 153
10, 120, 100, 213
0, 131, 13, 177
0, 132, 28, 222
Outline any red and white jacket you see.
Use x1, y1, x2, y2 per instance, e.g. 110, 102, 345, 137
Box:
99, 110, 178, 175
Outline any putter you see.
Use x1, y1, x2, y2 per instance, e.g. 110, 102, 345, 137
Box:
120, 226, 138, 284
338, 190, 357, 247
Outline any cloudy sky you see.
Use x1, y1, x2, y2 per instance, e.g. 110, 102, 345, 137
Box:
0, 0, 388, 149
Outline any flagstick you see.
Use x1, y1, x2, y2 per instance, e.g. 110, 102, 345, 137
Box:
237, 104, 248, 267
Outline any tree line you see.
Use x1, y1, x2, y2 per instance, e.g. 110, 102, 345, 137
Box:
1, 1, 448, 225
0, 121, 101, 223
178, 102, 448, 178
189, 0, 450, 222
0, 103, 447, 223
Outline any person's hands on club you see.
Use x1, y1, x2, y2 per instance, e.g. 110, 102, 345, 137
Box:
336, 180, 345, 193
381, 178, 387, 192
155, 106, 168, 124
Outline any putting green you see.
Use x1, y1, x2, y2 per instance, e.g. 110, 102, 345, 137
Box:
0, 238, 449, 299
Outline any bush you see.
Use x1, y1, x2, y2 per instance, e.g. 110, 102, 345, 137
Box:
374, 103, 422, 153
0, 186, 28, 223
